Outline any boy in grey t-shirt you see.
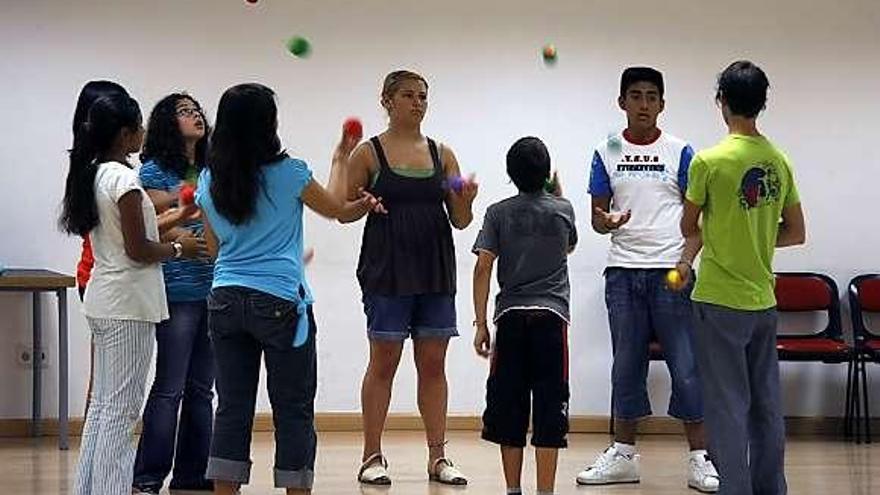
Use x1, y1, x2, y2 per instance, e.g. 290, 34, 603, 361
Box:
473, 137, 577, 495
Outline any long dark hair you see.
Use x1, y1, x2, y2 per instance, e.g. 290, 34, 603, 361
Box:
72, 80, 129, 136
60, 94, 142, 236
208, 83, 285, 225
141, 93, 209, 177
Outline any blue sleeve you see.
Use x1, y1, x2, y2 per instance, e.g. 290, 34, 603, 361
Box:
678, 145, 694, 193
288, 158, 314, 198
588, 150, 612, 196
138, 160, 171, 191
194, 169, 210, 209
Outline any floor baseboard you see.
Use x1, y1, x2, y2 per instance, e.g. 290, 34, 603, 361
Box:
1, 413, 873, 438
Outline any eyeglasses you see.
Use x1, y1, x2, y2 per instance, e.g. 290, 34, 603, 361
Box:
176, 107, 202, 118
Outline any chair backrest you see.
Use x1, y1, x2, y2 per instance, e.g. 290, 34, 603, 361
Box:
848, 274, 880, 340
774, 272, 842, 339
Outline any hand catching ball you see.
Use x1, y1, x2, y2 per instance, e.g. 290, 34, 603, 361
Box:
343, 117, 363, 142
666, 268, 685, 291
179, 184, 196, 206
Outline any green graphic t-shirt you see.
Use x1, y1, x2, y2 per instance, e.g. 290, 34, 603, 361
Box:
686, 134, 800, 310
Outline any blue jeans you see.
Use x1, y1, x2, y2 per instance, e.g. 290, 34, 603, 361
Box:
205, 286, 317, 490
133, 301, 215, 491
605, 268, 704, 421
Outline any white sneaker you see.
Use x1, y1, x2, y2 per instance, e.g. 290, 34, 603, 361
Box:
687, 452, 720, 493
576, 445, 640, 485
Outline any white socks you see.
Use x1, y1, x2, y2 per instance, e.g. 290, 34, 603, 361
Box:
690, 448, 709, 459
614, 441, 636, 457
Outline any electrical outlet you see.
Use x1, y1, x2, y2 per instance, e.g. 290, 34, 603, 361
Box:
15, 344, 48, 369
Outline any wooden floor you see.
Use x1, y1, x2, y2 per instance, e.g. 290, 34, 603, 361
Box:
3, 431, 878, 494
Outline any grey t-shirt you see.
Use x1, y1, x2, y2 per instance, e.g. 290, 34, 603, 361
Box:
472, 191, 577, 321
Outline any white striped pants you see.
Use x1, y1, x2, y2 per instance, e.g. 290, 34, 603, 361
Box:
75, 318, 154, 495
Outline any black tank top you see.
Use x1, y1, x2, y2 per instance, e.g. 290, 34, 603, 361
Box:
356, 136, 456, 296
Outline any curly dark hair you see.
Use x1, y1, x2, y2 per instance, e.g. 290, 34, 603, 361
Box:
140, 93, 209, 178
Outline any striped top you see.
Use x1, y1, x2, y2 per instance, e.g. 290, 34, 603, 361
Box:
139, 159, 214, 302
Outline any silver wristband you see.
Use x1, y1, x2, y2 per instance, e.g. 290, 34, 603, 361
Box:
172, 241, 184, 259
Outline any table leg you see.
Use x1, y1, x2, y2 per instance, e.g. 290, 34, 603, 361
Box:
57, 289, 69, 450
32, 292, 42, 437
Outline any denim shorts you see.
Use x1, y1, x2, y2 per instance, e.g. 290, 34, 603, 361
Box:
605, 268, 704, 422
362, 293, 458, 341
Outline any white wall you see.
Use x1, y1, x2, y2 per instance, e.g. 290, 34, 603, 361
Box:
1, 0, 878, 420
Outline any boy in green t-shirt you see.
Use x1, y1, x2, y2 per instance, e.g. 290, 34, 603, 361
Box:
680, 61, 806, 495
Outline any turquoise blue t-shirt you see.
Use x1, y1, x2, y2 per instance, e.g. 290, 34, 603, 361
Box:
195, 156, 315, 308
139, 159, 214, 302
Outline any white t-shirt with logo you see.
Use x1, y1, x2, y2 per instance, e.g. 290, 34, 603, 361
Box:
83, 161, 168, 323
588, 131, 694, 268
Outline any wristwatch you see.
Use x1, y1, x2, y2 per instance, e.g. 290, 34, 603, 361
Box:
172, 241, 184, 259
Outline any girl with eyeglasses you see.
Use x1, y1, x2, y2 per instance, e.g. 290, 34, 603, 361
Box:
132, 93, 216, 494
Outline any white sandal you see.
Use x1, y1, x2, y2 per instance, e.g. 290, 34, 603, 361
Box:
428, 457, 468, 485
358, 453, 391, 485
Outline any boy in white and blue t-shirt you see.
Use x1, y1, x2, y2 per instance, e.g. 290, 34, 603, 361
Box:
577, 67, 719, 493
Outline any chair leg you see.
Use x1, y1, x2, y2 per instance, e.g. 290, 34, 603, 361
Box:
854, 353, 863, 444
861, 353, 871, 444
845, 358, 854, 438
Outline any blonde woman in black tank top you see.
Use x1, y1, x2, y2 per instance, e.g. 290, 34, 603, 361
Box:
340, 71, 478, 486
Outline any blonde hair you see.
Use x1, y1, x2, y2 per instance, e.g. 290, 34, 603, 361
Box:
381, 70, 428, 104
